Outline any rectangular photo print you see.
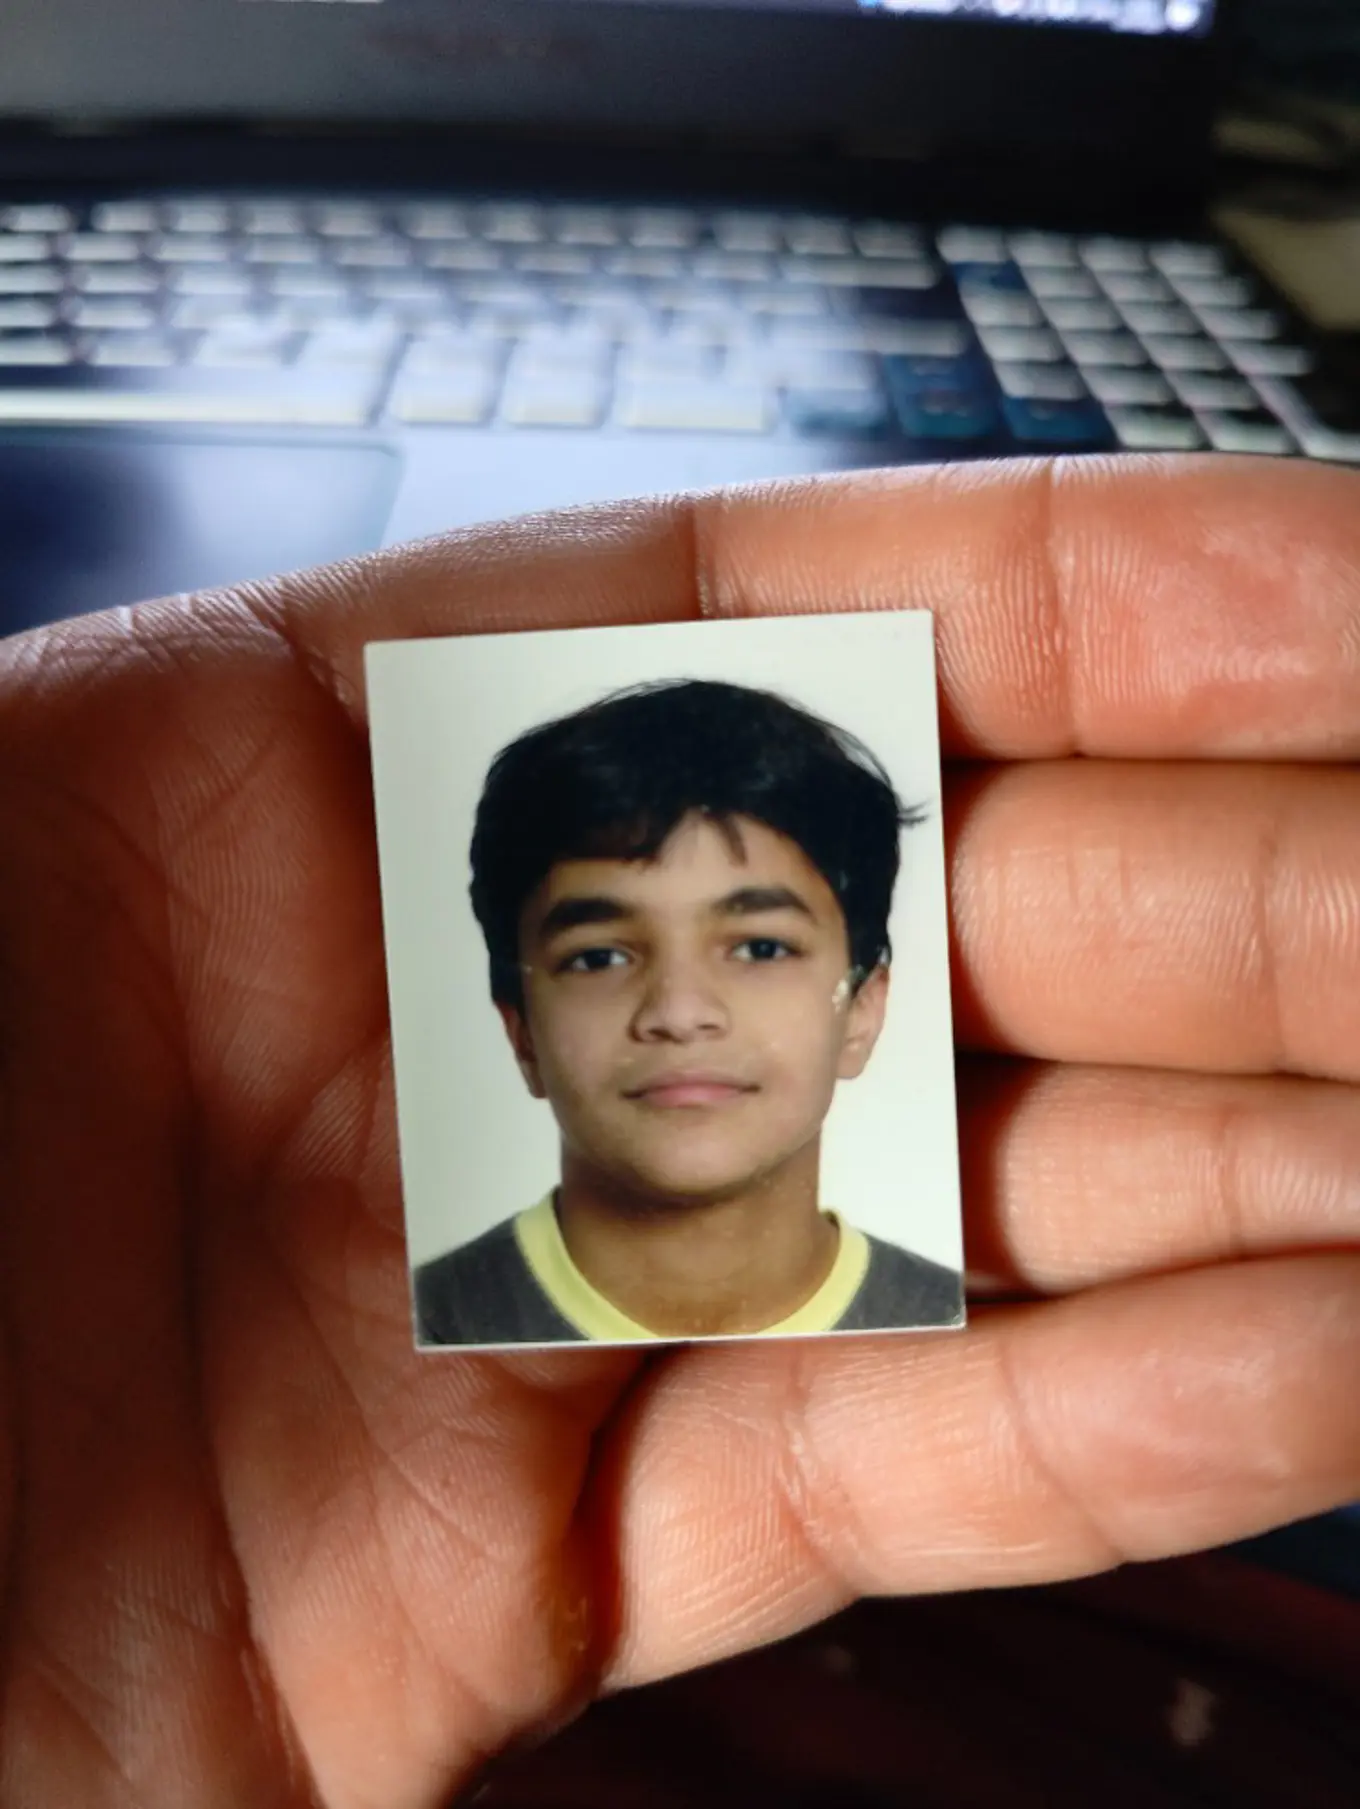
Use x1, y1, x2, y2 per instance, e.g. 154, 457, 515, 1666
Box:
367, 612, 964, 1352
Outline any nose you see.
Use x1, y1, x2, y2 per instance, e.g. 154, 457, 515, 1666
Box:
630, 951, 728, 1042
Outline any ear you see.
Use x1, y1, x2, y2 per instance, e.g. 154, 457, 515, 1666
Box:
496, 1000, 547, 1099
835, 963, 890, 1081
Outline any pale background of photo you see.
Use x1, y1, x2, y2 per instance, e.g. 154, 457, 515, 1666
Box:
367, 612, 962, 1274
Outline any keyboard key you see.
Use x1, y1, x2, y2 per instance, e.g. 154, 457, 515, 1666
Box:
1197, 409, 1296, 456
1080, 238, 1148, 273
3, 205, 74, 233
90, 202, 159, 233
1001, 395, 1111, 447
169, 268, 254, 296
1041, 299, 1122, 333
482, 205, 545, 244
1167, 273, 1255, 309
0, 299, 58, 330
784, 388, 892, 435
1062, 337, 1153, 377
553, 208, 620, 247
168, 297, 260, 329
784, 218, 853, 256
149, 235, 232, 263
961, 291, 1045, 329
1252, 373, 1360, 462
891, 384, 1000, 440
0, 265, 62, 293
298, 321, 401, 367
0, 367, 383, 426
1262, 367, 1359, 435
667, 313, 759, 349
618, 345, 715, 383
954, 260, 1029, 294
1025, 268, 1100, 301
332, 239, 412, 269
1117, 303, 1198, 337
314, 203, 383, 237
62, 232, 143, 262
513, 247, 595, 277
66, 298, 157, 330
1228, 342, 1316, 378
884, 357, 1000, 439
711, 214, 782, 254
501, 370, 607, 427
626, 210, 700, 249
71, 266, 160, 295
1083, 367, 1174, 406
994, 362, 1089, 401
1167, 372, 1259, 411
421, 242, 502, 273
1106, 404, 1205, 450
268, 269, 351, 300
1192, 306, 1283, 343
245, 237, 323, 265
731, 348, 876, 391
936, 226, 1008, 264
690, 251, 776, 283
0, 236, 53, 263
1150, 241, 1226, 278
765, 317, 899, 354
975, 326, 1064, 363
781, 255, 938, 289
400, 203, 472, 239
1096, 271, 1174, 305
0, 334, 73, 365
1008, 231, 1079, 267
853, 222, 926, 259
601, 249, 684, 280
88, 335, 178, 367
240, 203, 307, 235
615, 378, 771, 431
163, 203, 231, 234
857, 320, 971, 356
1142, 335, 1228, 372
743, 286, 826, 317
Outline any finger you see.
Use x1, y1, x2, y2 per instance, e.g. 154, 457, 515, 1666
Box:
946, 758, 1360, 1080
231, 453, 1360, 760
958, 1058, 1360, 1295
600, 1253, 1360, 1691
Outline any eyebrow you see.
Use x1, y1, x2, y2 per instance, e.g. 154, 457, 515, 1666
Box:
533, 884, 818, 945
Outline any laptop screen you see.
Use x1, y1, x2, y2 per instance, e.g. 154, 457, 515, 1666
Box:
853, 0, 1213, 29
0, 0, 1219, 212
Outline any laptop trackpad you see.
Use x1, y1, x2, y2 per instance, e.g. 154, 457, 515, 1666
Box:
0, 429, 402, 636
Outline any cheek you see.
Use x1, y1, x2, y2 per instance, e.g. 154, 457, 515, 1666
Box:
533, 998, 624, 1097
747, 980, 851, 1089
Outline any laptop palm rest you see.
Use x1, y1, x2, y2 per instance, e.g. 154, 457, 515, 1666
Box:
0, 429, 401, 635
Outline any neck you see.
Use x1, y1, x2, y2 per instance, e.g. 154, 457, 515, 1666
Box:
554, 1148, 837, 1338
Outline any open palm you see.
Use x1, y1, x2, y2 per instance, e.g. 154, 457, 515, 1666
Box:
1, 456, 1357, 1809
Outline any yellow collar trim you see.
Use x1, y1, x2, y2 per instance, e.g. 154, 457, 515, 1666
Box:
513, 1193, 870, 1342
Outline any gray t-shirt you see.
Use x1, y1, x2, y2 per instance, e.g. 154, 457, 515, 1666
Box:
415, 1215, 962, 1346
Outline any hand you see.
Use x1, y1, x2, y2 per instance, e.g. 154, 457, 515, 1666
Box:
1, 456, 1356, 1809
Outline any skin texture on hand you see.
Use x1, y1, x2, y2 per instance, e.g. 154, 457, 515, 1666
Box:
0, 453, 1357, 1809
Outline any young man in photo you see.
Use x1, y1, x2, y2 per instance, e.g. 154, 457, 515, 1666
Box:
413, 677, 962, 1346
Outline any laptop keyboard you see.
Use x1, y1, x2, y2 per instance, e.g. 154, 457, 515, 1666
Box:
0, 194, 1354, 461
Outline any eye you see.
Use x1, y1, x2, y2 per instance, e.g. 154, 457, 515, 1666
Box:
559, 946, 628, 975
732, 937, 799, 964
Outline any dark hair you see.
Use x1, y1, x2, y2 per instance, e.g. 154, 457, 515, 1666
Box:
469, 678, 925, 1011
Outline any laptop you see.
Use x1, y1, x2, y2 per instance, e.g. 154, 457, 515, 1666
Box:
0, 0, 1353, 632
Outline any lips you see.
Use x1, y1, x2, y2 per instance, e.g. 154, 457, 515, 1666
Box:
625, 1072, 757, 1108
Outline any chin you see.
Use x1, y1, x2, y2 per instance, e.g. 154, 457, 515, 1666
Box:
615, 1148, 793, 1206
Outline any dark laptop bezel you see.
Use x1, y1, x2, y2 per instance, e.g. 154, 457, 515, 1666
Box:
0, 2, 1221, 231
